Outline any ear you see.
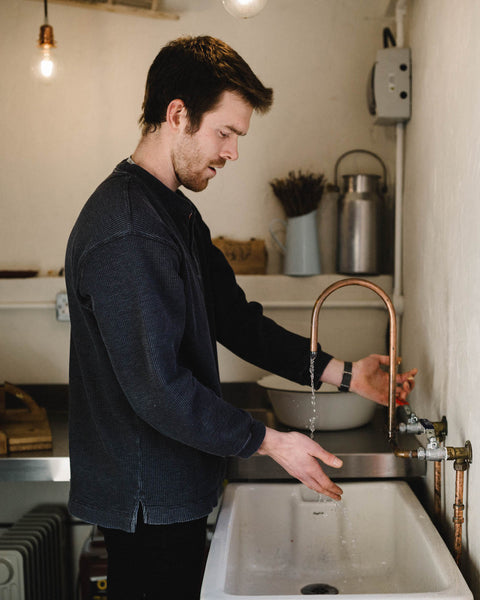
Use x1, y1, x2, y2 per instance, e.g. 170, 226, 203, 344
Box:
165, 99, 187, 131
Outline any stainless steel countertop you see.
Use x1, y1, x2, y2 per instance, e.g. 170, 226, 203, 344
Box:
0, 395, 426, 482
227, 407, 426, 481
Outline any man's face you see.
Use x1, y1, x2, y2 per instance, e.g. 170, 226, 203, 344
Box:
172, 91, 253, 192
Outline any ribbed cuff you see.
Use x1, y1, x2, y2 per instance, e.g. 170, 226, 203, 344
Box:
235, 419, 266, 459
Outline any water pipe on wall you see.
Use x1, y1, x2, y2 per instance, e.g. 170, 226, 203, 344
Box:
396, 408, 472, 566
393, 0, 407, 335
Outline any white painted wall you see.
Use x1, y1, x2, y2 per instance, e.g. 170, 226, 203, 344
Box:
402, 1, 480, 595
0, 0, 394, 275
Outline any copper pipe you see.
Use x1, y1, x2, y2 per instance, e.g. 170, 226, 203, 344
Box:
394, 447, 417, 459
434, 460, 442, 525
449, 443, 471, 565
453, 467, 465, 565
310, 278, 398, 440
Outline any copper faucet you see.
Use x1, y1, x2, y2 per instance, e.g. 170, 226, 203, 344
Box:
310, 278, 473, 566
310, 277, 398, 440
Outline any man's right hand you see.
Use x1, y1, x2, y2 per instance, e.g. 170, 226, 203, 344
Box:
256, 427, 343, 501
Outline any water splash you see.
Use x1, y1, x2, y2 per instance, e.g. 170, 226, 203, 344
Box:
340, 502, 360, 572
309, 351, 317, 438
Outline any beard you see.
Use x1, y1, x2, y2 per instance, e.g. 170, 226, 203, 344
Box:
173, 161, 210, 192
172, 132, 224, 192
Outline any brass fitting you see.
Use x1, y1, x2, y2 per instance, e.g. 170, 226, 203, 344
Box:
433, 416, 448, 441
446, 441, 472, 469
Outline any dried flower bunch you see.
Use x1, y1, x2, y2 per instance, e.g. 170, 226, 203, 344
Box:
270, 170, 326, 218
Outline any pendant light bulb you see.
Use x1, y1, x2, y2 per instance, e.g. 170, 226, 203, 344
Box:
32, 1, 59, 81
222, 0, 268, 19
37, 24, 57, 79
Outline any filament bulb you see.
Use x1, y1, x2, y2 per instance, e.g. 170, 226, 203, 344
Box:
40, 49, 54, 78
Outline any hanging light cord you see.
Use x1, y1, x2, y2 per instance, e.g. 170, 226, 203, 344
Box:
44, 0, 49, 24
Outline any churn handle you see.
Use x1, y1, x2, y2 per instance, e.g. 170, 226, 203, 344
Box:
334, 149, 387, 192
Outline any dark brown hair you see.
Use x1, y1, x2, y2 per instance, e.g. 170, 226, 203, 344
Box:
139, 35, 273, 135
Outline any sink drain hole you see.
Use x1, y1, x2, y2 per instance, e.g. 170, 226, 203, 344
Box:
301, 583, 339, 595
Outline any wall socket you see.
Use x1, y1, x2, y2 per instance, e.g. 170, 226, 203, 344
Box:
56, 292, 70, 322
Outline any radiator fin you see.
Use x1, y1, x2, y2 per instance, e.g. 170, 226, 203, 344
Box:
0, 505, 69, 600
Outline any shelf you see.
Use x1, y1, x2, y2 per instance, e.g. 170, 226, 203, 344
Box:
0, 274, 394, 308
0, 277, 65, 310
236, 274, 394, 310
29, 0, 180, 20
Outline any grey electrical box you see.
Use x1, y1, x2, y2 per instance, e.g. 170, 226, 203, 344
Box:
367, 47, 411, 125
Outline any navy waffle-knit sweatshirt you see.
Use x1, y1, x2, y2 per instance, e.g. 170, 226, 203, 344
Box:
65, 159, 333, 532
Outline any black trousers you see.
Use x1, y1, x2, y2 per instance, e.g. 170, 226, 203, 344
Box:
99, 510, 208, 600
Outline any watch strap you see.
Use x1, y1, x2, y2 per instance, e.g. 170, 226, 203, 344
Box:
338, 361, 353, 392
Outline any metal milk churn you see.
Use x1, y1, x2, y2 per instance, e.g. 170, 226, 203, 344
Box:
335, 149, 387, 275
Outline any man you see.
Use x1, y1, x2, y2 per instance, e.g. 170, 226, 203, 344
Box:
65, 36, 416, 600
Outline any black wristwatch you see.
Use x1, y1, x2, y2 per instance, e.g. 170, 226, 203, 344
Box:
338, 361, 353, 392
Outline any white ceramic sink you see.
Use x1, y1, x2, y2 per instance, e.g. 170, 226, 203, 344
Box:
201, 482, 472, 599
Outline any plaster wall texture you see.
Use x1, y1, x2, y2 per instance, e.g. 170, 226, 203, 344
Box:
403, 1, 480, 594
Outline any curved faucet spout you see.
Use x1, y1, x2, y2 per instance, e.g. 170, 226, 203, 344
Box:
310, 277, 398, 441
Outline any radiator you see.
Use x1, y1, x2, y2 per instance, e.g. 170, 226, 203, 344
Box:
0, 505, 69, 600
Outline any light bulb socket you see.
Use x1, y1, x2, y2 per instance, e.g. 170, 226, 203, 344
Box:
38, 24, 56, 49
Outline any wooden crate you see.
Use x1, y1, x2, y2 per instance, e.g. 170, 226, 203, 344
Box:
213, 237, 267, 275
0, 383, 53, 454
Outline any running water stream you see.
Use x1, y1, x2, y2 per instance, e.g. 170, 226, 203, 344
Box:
309, 351, 317, 437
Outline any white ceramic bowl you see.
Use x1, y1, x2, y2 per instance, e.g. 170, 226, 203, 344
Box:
257, 374, 376, 431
